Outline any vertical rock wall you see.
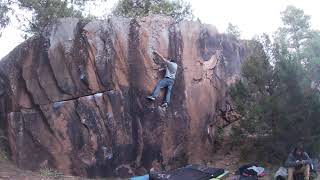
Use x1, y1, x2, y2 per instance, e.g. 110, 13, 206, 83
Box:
0, 16, 246, 177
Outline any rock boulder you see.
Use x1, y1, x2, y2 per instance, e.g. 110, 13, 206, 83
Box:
0, 16, 246, 177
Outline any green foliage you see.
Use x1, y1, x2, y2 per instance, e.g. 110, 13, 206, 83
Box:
112, 0, 193, 22
229, 125, 245, 147
0, 0, 12, 35
230, 6, 320, 163
231, 45, 320, 163
303, 31, 320, 82
276, 5, 311, 58
39, 167, 64, 178
18, 0, 85, 34
1, 0, 191, 34
213, 127, 224, 148
0, 129, 8, 162
0, 0, 106, 35
0, 150, 8, 161
226, 23, 241, 40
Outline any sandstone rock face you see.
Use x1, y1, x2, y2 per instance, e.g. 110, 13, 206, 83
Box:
0, 16, 246, 177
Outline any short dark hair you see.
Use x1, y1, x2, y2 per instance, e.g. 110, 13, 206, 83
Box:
169, 58, 176, 62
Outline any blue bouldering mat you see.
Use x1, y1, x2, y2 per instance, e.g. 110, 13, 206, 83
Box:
130, 174, 149, 180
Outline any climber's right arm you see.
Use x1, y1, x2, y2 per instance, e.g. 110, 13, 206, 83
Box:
153, 51, 168, 63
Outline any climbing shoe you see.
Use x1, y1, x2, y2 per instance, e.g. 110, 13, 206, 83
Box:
161, 102, 168, 108
147, 96, 156, 101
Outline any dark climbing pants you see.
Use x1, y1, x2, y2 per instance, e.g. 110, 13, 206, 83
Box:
151, 78, 175, 104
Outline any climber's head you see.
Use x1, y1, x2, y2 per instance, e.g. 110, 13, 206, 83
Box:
168, 57, 176, 63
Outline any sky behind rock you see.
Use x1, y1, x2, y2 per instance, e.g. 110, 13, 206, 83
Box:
0, 0, 319, 59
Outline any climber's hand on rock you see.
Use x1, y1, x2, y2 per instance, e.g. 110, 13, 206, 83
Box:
153, 51, 166, 62
153, 51, 160, 60
153, 51, 159, 57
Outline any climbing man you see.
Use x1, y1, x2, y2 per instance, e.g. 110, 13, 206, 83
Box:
285, 144, 312, 180
147, 51, 178, 108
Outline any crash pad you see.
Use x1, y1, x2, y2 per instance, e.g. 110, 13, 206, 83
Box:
149, 164, 224, 180
130, 174, 149, 180
209, 171, 229, 180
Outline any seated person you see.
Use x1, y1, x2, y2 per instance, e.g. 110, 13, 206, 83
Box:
285, 145, 312, 180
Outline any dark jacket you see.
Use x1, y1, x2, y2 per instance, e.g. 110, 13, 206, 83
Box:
285, 151, 312, 167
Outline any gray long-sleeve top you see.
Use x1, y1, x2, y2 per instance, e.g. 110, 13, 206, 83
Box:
285, 152, 312, 167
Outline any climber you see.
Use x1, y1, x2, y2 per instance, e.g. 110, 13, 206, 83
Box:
147, 51, 178, 108
285, 144, 312, 180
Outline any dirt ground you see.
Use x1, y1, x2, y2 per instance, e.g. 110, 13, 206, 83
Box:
0, 156, 272, 180
0, 157, 116, 180
0, 142, 276, 180
0, 159, 85, 180
209, 148, 274, 180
